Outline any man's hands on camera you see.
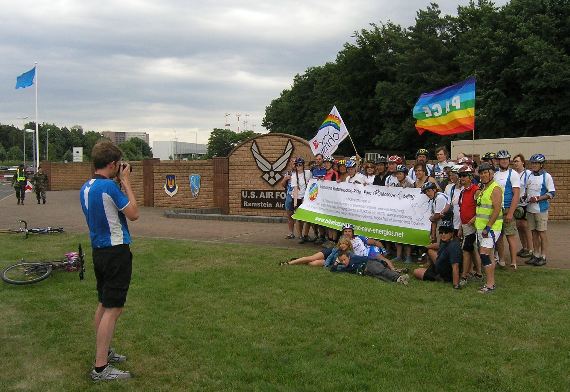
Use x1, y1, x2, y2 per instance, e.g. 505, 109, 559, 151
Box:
119, 162, 132, 183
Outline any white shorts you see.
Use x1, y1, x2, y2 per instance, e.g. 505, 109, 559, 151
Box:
477, 230, 501, 250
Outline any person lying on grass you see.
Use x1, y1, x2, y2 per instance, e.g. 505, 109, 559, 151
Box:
280, 236, 353, 267
413, 223, 462, 289
330, 252, 410, 285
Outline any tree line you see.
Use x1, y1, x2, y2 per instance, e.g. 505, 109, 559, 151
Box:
0, 122, 152, 163
262, 0, 570, 157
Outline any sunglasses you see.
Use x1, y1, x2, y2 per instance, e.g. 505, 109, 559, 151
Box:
295, 163, 303, 166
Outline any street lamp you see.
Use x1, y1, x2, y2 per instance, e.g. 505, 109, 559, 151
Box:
25, 129, 35, 170
16, 116, 29, 165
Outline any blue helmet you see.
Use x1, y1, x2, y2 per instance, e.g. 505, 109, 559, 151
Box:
345, 160, 357, 168
395, 164, 408, 174
294, 157, 305, 165
530, 153, 546, 163
496, 149, 511, 159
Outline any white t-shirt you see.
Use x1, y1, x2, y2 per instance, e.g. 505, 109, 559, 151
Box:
494, 168, 521, 209
517, 169, 532, 206
290, 170, 312, 198
363, 174, 376, 184
445, 183, 463, 230
409, 163, 434, 181
430, 192, 450, 228
351, 236, 369, 257
345, 172, 367, 184
526, 171, 556, 213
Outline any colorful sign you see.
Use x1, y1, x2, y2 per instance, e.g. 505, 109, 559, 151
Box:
164, 174, 178, 197
413, 76, 476, 136
293, 180, 432, 246
190, 174, 201, 198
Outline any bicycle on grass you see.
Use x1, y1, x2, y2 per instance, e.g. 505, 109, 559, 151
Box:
0, 220, 64, 238
1, 244, 85, 285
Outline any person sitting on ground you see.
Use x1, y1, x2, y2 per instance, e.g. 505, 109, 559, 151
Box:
413, 222, 462, 289
281, 236, 353, 267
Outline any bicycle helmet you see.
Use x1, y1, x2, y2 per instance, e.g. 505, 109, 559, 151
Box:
451, 164, 463, 173
341, 223, 354, 231
529, 153, 546, 163
395, 164, 408, 174
337, 159, 346, 166
481, 152, 496, 161
496, 149, 511, 159
457, 156, 473, 166
421, 181, 437, 193
323, 156, 334, 163
375, 155, 387, 164
458, 165, 474, 175
388, 155, 403, 164
294, 157, 305, 165
416, 148, 429, 158
478, 162, 495, 172
345, 160, 357, 168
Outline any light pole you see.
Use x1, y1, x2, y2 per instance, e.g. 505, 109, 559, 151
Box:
17, 116, 29, 165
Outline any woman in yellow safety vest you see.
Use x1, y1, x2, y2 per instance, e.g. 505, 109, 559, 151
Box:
475, 162, 503, 294
12, 164, 27, 205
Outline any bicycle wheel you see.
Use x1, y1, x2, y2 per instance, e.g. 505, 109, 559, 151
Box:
1, 263, 53, 285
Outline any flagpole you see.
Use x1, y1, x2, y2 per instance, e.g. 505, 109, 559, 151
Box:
35, 61, 39, 170
347, 132, 359, 157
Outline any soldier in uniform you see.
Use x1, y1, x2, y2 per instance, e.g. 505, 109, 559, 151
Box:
32, 165, 49, 204
12, 164, 27, 205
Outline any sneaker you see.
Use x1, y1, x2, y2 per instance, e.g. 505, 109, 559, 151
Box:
532, 256, 547, 266
90, 364, 132, 381
478, 284, 496, 294
520, 249, 533, 258
525, 255, 538, 265
108, 348, 127, 363
298, 236, 308, 244
285, 233, 295, 239
458, 277, 468, 288
396, 274, 409, 285
468, 273, 484, 281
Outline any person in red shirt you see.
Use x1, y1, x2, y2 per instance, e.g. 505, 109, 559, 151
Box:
322, 156, 338, 181
457, 165, 483, 286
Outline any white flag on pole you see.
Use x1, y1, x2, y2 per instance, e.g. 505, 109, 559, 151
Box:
309, 106, 349, 156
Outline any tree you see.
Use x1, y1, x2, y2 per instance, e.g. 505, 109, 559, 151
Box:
119, 137, 153, 161
0, 143, 6, 161
7, 146, 22, 161
207, 129, 258, 157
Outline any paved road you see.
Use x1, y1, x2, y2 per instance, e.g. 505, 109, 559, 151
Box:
0, 182, 14, 201
1, 189, 568, 269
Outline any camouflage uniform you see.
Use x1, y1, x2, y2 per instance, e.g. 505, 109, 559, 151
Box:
32, 170, 49, 204
12, 167, 27, 205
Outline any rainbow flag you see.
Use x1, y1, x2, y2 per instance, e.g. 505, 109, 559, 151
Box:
309, 106, 349, 156
413, 77, 475, 136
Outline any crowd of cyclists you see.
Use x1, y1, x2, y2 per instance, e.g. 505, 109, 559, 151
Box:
279, 146, 556, 294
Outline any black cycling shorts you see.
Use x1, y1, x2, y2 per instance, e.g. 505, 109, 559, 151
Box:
93, 244, 132, 308
462, 233, 477, 252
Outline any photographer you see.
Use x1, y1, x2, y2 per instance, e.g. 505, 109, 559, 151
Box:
80, 140, 139, 381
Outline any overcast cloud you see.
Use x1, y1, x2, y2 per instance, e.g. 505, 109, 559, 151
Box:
0, 0, 507, 144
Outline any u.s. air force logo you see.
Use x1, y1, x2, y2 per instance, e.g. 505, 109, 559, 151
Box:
164, 174, 178, 197
251, 140, 294, 186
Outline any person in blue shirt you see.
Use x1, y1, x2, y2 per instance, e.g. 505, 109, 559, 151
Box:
80, 141, 139, 381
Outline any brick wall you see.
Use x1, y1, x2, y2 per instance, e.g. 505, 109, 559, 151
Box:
153, 160, 216, 209
42, 162, 93, 191
544, 161, 568, 220
228, 133, 313, 216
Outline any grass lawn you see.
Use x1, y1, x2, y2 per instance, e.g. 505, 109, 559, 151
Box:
1, 233, 569, 391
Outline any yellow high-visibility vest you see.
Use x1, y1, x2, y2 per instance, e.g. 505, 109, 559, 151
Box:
475, 180, 503, 232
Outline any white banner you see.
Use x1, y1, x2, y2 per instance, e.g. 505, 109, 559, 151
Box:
293, 180, 432, 246
309, 106, 349, 156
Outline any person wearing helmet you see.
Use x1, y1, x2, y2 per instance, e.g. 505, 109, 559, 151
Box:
481, 152, 497, 171
413, 221, 462, 289
475, 162, 503, 293
384, 155, 404, 187
345, 160, 367, 184
512, 154, 534, 259
336, 159, 349, 182
421, 181, 451, 243
409, 148, 434, 181
322, 156, 338, 181
372, 156, 388, 186
525, 154, 556, 266
413, 162, 438, 191
433, 146, 451, 189
444, 165, 464, 235
456, 165, 483, 286
493, 149, 521, 269
291, 157, 313, 243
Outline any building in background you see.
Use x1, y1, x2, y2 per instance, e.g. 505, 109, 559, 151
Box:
152, 141, 207, 160
102, 131, 150, 145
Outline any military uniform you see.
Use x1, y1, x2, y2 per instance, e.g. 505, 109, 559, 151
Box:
12, 167, 27, 205
32, 169, 49, 204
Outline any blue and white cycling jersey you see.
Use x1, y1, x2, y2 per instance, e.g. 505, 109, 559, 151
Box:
526, 171, 556, 213
80, 177, 131, 249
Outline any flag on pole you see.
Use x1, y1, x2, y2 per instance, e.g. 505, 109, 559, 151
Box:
15, 67, 36, 89
309, 106, 349, 156
413, 77, 475, 136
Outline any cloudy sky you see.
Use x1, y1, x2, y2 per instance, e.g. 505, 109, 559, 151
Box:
1, 0, 507, 145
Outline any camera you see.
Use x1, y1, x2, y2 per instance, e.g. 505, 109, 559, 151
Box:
121, 162, 132, 172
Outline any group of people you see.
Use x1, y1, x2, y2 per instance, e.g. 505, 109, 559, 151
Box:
11, 163, 49, 205
280, 147, 556, 294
